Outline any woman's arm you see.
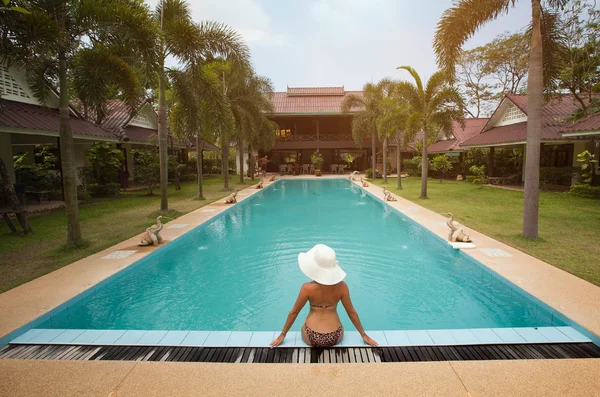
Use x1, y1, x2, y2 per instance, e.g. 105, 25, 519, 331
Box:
270, 284, 309, 347
340, 282, 378, 346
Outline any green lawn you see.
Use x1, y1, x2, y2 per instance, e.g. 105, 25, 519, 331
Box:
0, 176, 256, 293
372, 177, 600, 287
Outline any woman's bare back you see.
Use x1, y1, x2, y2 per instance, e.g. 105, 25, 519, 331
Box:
303, 282, 343, 333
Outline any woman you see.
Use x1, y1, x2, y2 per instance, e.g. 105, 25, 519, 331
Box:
270, 244, 377, 348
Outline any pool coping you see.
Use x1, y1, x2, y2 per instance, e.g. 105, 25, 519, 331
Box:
9, 326, 591, 348
1, 175, 599, 348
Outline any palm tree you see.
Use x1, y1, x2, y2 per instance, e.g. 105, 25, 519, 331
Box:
395, 67, 463, 198
341, 80, 391, 179
154, 0, 249, 209
434, 0, 567, 238
376, 91, 410, 189
169, 60, 233, 199
224, 62, 275, 184
1, 0, 156, 246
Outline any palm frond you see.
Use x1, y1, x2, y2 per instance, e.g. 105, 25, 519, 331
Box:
397, 66, 424, 94
433, 0, 516, 79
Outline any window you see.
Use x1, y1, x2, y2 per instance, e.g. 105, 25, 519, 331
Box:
276, 129, 291, 137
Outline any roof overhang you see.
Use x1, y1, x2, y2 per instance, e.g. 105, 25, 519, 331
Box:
268, 112, 355, 117
0, 127, 118, 142
562, 130, 600, 138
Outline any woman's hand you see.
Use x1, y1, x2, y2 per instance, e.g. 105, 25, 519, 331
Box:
270, 333, 286, 347
362, 334, 378, 347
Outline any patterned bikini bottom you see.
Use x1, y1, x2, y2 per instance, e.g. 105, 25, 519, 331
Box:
304, 324, 343, 348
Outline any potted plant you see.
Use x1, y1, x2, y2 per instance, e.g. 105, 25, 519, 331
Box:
311, 151, 323, 177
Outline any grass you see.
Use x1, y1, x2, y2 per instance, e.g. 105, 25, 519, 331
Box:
0, 176, 256, 293
372, 177, 600, 287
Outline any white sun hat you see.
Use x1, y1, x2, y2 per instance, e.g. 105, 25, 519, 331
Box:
298, 244, 346, 285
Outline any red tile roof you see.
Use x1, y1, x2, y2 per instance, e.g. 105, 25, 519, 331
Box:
428, 118, 488, 153
462, 94, 593, 147
0, 101, 117, 140
271, 88, 363, 114
561, 113, 600, 135
123, 125, 157, 143
102, 100, 137, 132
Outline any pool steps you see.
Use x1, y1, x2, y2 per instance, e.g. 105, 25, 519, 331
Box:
9, 326, 590, 348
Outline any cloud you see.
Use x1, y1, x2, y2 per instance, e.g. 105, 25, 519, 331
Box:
146, 0, 287, 47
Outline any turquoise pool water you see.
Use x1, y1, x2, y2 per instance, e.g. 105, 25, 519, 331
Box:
40, 179, 564, 332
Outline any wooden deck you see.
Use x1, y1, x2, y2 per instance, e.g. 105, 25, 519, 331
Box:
1, 343, 599, 363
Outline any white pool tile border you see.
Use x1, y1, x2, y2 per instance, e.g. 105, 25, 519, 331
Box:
10, 326, 591, 348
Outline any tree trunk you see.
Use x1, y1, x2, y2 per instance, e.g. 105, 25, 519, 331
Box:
396, 140, 402, 190
487, 147, 495, 177
523, 0, 543, 239
195, 135, 204, 199
248, 144, 255, 181
420, 128, 428, 198
371, 131, 376, 177
222, 142, 229, 189
0, 158, 31, 234
157, 64, 169, 211
382, 137, 388, 183
238, 141, 244, 184
58, 53, 81, 245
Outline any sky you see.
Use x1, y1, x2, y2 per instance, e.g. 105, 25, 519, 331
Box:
145, 0, 534, 92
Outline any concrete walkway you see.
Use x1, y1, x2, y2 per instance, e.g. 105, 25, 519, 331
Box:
1, 359, 599, 397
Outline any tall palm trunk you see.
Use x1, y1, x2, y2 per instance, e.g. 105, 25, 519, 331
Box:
157, 64, 169, 211
371, 131, 376, 177
420, 127, 428, 198
523, 0, 543, 239
195, 134, 203, 199
382, 136, 388, 183
222, 142, 229, 189
248, 144, 255, 181
58, 52, 82, 245
238, 141, 244, 183
0, 158, 31, 234
396, 132, 402, 190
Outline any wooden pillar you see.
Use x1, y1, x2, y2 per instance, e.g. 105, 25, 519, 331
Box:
487, 147, 495, 177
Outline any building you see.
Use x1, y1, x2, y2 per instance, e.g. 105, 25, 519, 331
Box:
265, 87, 376, 173
0, 63, 217, 192
460, 94, 599, 183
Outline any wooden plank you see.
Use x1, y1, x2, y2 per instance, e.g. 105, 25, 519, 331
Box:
347, 348, 356, 363
488, 345, 509, 360
399, 347, 414, 362
246, 348, 257, 363
10, 345, 42, 360
70, 346, 94, 361
291, 349, 299, 364
373, 349, 382, 363
147, 346, 168, 362
576, 343, 600, 358
437, 346, 457, 361
240, 348, 252, 363
0, 345, 21, 358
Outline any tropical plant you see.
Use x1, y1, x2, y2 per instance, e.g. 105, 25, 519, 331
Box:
576, 150, 598, 186
0, 0, 28, 14
430, 155, 453, 183
1, 0, 157, 246
153, 0, 249, 207
376, 89, 410, 189
469, 165, 487, 187
402, 156, 422, 176
311, 151, 324, 171
341, 83, 379, 177
169, 61, 231, 199
395, 66, 463, 198
13, 147, 60, 191
222, 61, 276, 186
132, 147, 160, 196
86, 143, 124, 186
434, 0, 568, 239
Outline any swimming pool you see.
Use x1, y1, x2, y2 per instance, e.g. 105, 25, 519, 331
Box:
37, 179, 566, 332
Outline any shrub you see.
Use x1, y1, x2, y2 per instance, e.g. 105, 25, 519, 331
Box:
402, 156, 422, 176
429, 155, 453, 183
365, 168, 381, 178
87, 183, 120, 197
132, 148, 160, 195
179, 173, 196, 182
540, 166, 578, 187
576, 150, 598, 186
77, 189, 92, 203
469, 165, 487, 186
13, 146, 61, 191
86, 142, 124, 185
569, 184, 600, 199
